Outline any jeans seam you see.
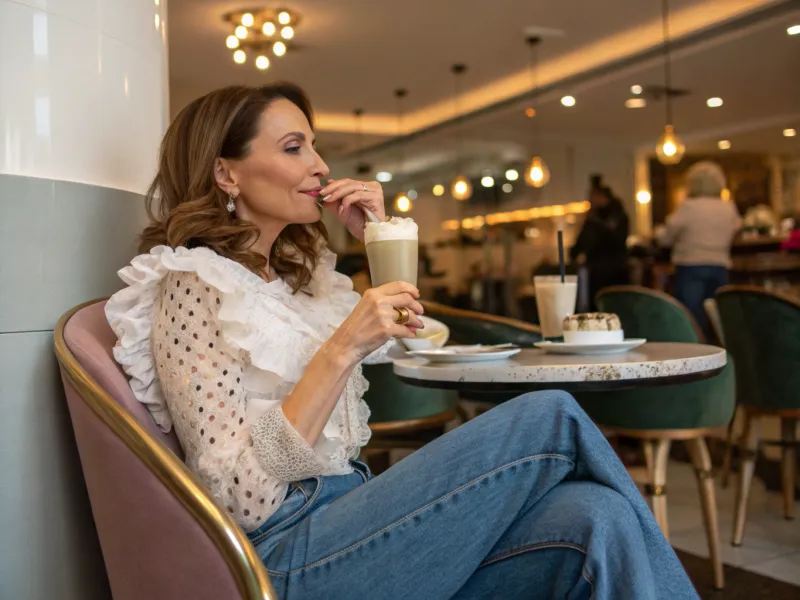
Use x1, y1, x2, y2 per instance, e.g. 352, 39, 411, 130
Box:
479, 541, 587, 567
582, 565, 596, 600
287, 453, 575, 575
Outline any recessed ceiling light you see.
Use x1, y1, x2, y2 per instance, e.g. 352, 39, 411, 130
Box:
561, 95, 576, 107
432, 184, 445, 196
505, 169, 519, 181
784, 128, 797, 138
706, 97, 723, 108
502, 183, 513, 193
788, 25, 800, 35
481, 176, 495, 188
630, 85, 643, 95
407, 189, 418, 200
636, 190, 652, 204
376, 171, 392, 182
718, 140, 731, 150
625, 98, 647, 108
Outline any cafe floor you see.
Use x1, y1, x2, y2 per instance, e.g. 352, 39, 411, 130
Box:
628, 460, 800, 590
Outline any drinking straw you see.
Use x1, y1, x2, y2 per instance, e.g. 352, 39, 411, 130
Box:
557, 230, 566, 283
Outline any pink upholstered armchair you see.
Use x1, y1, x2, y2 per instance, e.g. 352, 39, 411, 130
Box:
55, 300, 277, 600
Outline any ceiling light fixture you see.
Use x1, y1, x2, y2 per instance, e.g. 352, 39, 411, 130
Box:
395, 194, 411, 213
481, 175, 495, 188
784, 128, 797, 138
625, 98, 647, 108
502, 183, 513, 193
376, 171, 393, 182
523, 36, 550, 188
505, 169, 519, 181
631, 85, 643, 95
706, 97, 723, 108
432, 184, 445, 196
718, 140, 731, 150
636, 190, 652, 204
223, 8, 299, 68
655, 0, 685, 165
788, 25, 800, 35
450, 64, 473, 201
560, 95, 576, 107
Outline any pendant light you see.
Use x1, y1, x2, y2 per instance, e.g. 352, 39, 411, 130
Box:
450, 64, 473, 201
523, 36, 550, 188
393, 89, 412, 213
655, 0, 685, 165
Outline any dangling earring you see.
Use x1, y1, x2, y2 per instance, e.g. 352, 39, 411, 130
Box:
226, 192, 237, 213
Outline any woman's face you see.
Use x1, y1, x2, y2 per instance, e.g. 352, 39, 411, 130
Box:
225, 98, 329, 225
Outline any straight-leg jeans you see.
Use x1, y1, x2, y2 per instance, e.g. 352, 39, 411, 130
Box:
247, 391, 698, 599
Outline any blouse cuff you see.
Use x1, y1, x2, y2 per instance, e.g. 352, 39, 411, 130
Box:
251, 407, 327, 481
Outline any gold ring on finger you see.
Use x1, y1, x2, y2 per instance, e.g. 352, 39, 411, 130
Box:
393, 307, 410, 325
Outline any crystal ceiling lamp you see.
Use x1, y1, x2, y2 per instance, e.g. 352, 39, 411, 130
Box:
449, 64, 473, 201
523, 36, 550, 188
654, 0, 685, 165
223, 8, 300, 69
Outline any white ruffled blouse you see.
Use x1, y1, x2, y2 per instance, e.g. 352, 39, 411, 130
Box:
106, 245, 388, 532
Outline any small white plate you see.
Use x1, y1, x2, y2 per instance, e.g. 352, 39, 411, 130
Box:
406, 345, 521, 363
534, 339, 646, 355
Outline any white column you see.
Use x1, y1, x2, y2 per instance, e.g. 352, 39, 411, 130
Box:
0, 1, 168, 598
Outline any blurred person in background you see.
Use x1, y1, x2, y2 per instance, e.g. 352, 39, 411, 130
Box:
571, 175, 630, 309
656, 161, 741, 337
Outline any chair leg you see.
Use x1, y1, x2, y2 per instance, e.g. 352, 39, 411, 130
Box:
720, 406, 739, 489
643, 439, 671, 541
781, 418, 797, 521
686, 437, 724, 590
732, 413, 760, 546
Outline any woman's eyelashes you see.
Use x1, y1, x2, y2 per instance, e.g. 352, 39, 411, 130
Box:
285, 145, 301, 154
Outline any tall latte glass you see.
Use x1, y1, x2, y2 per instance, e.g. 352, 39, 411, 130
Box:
364, 217, 419, 287
534, 275, 578, 340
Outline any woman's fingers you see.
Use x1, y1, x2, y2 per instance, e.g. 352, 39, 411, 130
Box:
386, 292, 424, 316
374, 281, 419, 298
321, 180, 376, 203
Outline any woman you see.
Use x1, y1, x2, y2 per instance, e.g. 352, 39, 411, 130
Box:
657, 161, 741, 337
571, 176, 630, 309
106, 84, 697, 599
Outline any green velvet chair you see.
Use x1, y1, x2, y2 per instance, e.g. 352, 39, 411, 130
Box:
360, 362, 459, 474
420, 301, 542, 407
715, 286, 800, 545
576, 286, 734, 590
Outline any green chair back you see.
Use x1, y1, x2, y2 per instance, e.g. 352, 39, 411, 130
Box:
716, 286, 800, 412
597, 286, 703, 343
362, 363, 458, 424
578, 286, 735, 431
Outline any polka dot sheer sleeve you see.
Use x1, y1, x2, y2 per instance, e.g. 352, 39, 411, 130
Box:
151, 271, 289, 530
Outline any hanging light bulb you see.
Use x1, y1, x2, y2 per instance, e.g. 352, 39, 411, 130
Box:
395, 193, 412, 213
524, 156, 550, 188
451, 175, 473, 201
655, 125, 685, 165
273, 41, 287, 57
233, 49, 247, 64
241, 13, 254, 27
432, 184, 445, 196
226, 35, 240, 49
262, 21, 276, 36
255, 55, 270, 70
278, 11, 291, 25
281, 26, 294, 40
235, 25, 248, 39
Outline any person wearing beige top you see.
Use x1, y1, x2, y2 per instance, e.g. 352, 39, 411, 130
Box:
656, 161, 741, 336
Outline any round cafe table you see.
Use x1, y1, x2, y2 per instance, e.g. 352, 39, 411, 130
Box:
393, 343, 726, 393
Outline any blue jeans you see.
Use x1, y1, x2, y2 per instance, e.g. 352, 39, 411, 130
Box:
247, 392, 697, 599
673, 265, 729, 340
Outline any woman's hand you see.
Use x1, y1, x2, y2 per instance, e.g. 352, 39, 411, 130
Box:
320, 178, 385, 241
329, 282, 424, 363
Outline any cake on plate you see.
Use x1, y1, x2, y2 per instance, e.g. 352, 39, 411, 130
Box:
562, 313, 624, 344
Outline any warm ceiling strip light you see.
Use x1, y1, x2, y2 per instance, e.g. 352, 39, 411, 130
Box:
441, 201, 590, 230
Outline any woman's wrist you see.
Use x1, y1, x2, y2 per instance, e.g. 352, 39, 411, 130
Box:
318, 334, 359, 372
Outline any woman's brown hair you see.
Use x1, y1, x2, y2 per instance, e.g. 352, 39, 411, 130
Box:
139, 84, 327, 293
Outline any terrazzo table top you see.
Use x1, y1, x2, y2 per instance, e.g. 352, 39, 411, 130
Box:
393, 343, 727, 393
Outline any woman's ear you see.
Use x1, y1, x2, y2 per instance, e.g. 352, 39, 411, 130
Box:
214, 158, 239, 197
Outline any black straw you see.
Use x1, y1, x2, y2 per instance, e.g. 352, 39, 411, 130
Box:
557, 230, 566, 283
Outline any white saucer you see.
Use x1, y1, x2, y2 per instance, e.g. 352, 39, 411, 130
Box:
534, 339, 646, 355
407, 345, 521, 363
